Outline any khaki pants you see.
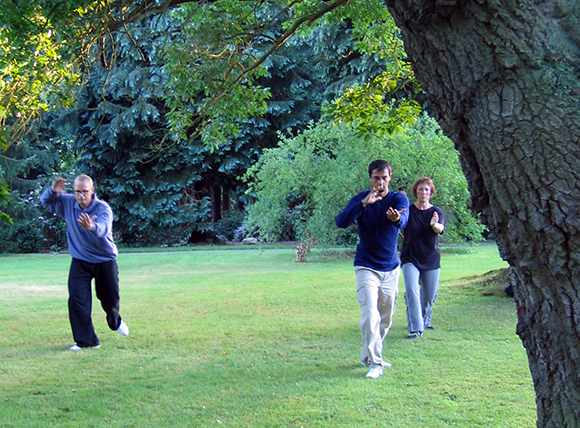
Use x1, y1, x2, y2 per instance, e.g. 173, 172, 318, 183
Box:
355, 266, 400, 368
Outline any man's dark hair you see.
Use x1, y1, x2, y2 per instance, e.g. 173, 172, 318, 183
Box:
368, 160, 393, 177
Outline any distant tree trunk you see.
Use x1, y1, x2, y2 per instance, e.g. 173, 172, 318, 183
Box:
236, 196, 245, 211
386, 0, 580, 426
222, 188, 231, 213
211, 182, 222, 223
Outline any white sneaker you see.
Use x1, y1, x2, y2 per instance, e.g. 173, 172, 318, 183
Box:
70, 344, 100, 351
117, 320, 129, 336
365, 367, 383, 379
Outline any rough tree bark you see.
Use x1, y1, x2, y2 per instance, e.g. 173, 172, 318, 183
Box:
385, 0, 580, 426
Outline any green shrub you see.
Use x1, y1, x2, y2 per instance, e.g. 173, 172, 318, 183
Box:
0, 186, 67, 253
213, 210, 245, 241
244, 116, 486, 245
6, 220, 44, 253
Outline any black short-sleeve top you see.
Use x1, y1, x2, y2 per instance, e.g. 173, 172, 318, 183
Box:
400, 204, 444, 271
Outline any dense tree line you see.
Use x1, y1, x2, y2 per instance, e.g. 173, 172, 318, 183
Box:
2, 4, 426, 249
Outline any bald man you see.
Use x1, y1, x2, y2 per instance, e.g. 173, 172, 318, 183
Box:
41, 175, 129, 351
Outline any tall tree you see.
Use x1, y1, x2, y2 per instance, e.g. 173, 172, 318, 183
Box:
3, 0, 410, 148
0, 0, 91, 223
75, 14, 214, 245
385, 1, 580, 426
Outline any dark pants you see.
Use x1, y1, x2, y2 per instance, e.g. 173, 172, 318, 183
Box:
68, 258, 122, 347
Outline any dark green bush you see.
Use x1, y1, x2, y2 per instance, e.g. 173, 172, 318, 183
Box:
5, 220, 44, 253
214, 210, 245, 241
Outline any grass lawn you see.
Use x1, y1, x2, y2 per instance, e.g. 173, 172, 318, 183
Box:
0, 241, 536, 427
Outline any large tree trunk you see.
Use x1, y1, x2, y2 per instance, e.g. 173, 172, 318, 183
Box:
386, 0, 580, 426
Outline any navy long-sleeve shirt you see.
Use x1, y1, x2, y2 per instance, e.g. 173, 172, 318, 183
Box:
40, 188, 118, 263
336, 190, 409, 271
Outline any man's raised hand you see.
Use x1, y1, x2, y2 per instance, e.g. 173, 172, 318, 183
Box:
52, 177, 66, 194
362, 187, 384, 207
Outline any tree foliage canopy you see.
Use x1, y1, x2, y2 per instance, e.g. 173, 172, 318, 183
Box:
0, 0, 94, 149
2, 0, 419, 148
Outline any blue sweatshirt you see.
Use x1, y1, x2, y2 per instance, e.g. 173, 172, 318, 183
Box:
336, 190, 409, 271
40, 188, 118, 263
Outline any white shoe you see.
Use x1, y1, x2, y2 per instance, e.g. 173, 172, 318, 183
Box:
365, 367, 383, 379
70, 344, 100, 351
117, 320, 129, 336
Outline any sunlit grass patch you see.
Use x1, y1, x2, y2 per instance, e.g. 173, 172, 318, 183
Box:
0, 242, 535, 427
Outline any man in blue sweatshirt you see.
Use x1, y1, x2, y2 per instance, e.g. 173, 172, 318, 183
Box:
40, 175, 129, 351
336, 160, 409, 379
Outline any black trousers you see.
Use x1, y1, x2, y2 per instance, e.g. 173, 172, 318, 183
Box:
68, 258, 122, 347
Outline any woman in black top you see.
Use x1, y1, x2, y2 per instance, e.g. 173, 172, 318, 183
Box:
401, 177, 445, 339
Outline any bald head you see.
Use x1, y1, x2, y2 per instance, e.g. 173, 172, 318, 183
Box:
73, 175, 94, 209
74, 175, 93, 187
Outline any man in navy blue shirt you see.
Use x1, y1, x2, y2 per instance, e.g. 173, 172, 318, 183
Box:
336, 160, 409, 379
41, 175, 129, 351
